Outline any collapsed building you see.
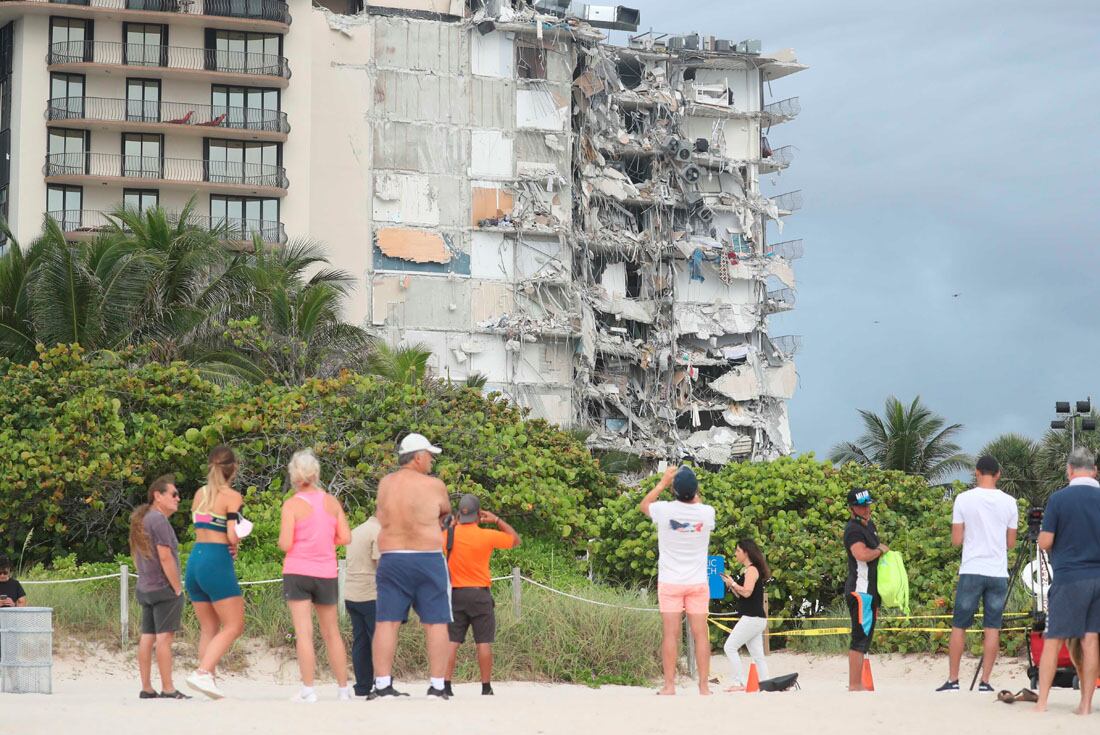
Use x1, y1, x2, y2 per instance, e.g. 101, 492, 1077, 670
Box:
0, 0, 804, 464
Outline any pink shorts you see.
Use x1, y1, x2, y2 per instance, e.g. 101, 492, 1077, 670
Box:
657, 582, 710, 615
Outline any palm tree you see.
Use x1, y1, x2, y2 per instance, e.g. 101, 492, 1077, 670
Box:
830, 395, 971, 482
365, 342, 432, 384
0, 224, 42, 363
464, 373, 489, 389
977, 433, 1042, 503
191, 239, 371, 384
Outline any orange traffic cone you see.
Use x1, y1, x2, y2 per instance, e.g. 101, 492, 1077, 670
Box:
745, 663, 760, 693
860, 658, 875, 692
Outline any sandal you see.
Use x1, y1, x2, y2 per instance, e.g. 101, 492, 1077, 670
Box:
1014, 688, 1038, 703
996, 690, 1015, 704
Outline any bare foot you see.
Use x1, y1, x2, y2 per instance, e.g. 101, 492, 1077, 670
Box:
725, 685, 745, 693
1074, 705, 1092, 716
849, 685, 865, 692
657, 686, 676, 696
699, 687, 712, 696
1032, 703, 1047, 713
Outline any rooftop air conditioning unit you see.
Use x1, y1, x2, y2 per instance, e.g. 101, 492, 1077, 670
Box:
714, 39, 734, 53
580, 5, 641, 31
735, 39, 762, 54
534, 0, 570, 15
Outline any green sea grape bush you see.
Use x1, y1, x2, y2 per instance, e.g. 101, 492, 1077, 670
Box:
0, 344, 619, 563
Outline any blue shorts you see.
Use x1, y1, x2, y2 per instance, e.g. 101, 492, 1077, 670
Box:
376, 552, 452, 625
1046, 576, 1100, 639
952, 574, 1008, 629
185, 543, 242, 603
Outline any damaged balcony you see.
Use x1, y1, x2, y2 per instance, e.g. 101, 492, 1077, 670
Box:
759, 145, 794, 174
770, 335, 802, 359
766, 239, 803, 261
771, 190, 803, 216
762, 96, 800, 126
763, 287, 796, 313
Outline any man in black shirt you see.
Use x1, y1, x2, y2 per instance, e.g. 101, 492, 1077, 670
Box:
0, 556, 27, 608
843, 488, 887, 691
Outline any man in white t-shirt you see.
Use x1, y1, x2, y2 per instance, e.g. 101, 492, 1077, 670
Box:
639, 465, 716, 696
937, 455, 1019, 692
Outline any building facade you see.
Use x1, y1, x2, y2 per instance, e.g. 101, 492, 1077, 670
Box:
0, 0, 804, 465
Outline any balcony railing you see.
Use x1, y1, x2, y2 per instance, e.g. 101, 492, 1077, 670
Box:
762, 144, 794, 167
47, 96, 290, 134
45, 152, 289, 189
48, 209, 286, 243
771, 334, 802, 357
13, 0, 291, 24
764, 287, 796, 312
47, 41, 291, 80
767, 238, 804, 261
771, 190, 803, 214
762, 96, 800, 122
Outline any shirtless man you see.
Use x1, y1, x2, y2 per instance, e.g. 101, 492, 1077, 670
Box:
369, 433, 453, 700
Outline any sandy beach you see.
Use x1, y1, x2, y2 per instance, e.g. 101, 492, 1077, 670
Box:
5, 647, 1096, 734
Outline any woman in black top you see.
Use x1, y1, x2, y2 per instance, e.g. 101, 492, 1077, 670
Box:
720, 539, 770, 691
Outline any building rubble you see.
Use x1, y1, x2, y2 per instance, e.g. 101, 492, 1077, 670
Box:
331, 0, 806, 465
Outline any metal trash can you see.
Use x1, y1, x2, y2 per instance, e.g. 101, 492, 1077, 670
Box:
0, 607, 53, 694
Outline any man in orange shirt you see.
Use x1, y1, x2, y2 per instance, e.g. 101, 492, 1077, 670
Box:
443, 493, 521, 696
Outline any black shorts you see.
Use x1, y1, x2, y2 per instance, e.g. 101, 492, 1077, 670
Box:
137, 587, 184, 635
283, 574, 339, 605
847, 592, 877, 654
448, 587, 496, 644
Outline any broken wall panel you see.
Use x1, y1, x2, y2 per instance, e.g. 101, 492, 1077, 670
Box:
373, 16, 463, 73
371, 275, 473, 329
372, 228, 471, 274
375, 70, 468, 125
372, 121, 470, 173
471, 31, 515, 78
471, 130, 515, 178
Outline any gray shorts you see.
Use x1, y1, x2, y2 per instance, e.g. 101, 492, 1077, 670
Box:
1046, 576, 1100, 639
448, 587, 496, 644
283, 574, 339, 605
137, 587, 184, 635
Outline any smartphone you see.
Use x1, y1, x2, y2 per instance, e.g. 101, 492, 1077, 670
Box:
657, 460, 668, 473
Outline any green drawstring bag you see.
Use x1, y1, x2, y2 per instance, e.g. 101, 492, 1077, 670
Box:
877, 550, 910, 615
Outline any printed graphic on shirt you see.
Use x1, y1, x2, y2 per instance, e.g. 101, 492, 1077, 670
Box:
670, 519, 705, 533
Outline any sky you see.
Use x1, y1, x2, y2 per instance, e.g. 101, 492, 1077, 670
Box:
618, 0, 1100, 458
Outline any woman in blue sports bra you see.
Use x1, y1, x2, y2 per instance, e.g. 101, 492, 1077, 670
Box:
183, 445, 246, 699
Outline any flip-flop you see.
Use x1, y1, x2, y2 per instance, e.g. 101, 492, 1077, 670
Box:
996, 690, 1015, 704
1014, 689, 1039, 703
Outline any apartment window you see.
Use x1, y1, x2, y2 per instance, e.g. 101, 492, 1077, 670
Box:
49, 18, 93, 64
205, 139, 280, 186
48, 128, 89, 175
50, 73, 85, 119
211, 195, 279, 240
123, 23, 167, 67
516, 41, 546, 80
212, 85, 280, 131
47, 185, 83, 230
122, 133, 162, 178
123, 188, 159, 212
126, 78, 160, 122
206, 30, 281, 75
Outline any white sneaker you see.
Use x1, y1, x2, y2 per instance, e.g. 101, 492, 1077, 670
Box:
289, 688, 318, 703
186, 670, 225, 700
337, 687, 352, 701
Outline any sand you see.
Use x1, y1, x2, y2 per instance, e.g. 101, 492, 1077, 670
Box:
5, 646, 1097, 734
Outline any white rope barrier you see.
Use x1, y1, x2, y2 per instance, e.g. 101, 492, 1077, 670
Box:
238, 578, 283, 587
22, 572, 123, 585
519, 576, 657, 613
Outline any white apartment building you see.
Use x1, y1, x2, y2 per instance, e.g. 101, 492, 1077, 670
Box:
0, 0, 805, 465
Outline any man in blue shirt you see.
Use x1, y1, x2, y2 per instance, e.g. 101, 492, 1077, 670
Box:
1035, 447, 1100, 714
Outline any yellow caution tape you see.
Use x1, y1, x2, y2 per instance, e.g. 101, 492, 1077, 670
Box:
708, 612, 1029, 623
708, 619, 1031, 637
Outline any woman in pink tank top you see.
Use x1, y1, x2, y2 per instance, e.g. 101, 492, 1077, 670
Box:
278, 449, 353, 703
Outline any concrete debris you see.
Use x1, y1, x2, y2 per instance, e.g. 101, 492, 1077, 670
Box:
328, 2, 803, 465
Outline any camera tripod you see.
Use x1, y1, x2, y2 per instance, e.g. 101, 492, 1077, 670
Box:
967, 519, 1048, 690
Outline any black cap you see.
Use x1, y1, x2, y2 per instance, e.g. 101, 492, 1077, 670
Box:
673, 467, 699, 500
457, 494, 481, 524
846, 487, 873, 506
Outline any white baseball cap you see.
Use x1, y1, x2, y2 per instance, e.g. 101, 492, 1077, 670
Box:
398, 433, 442, 455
